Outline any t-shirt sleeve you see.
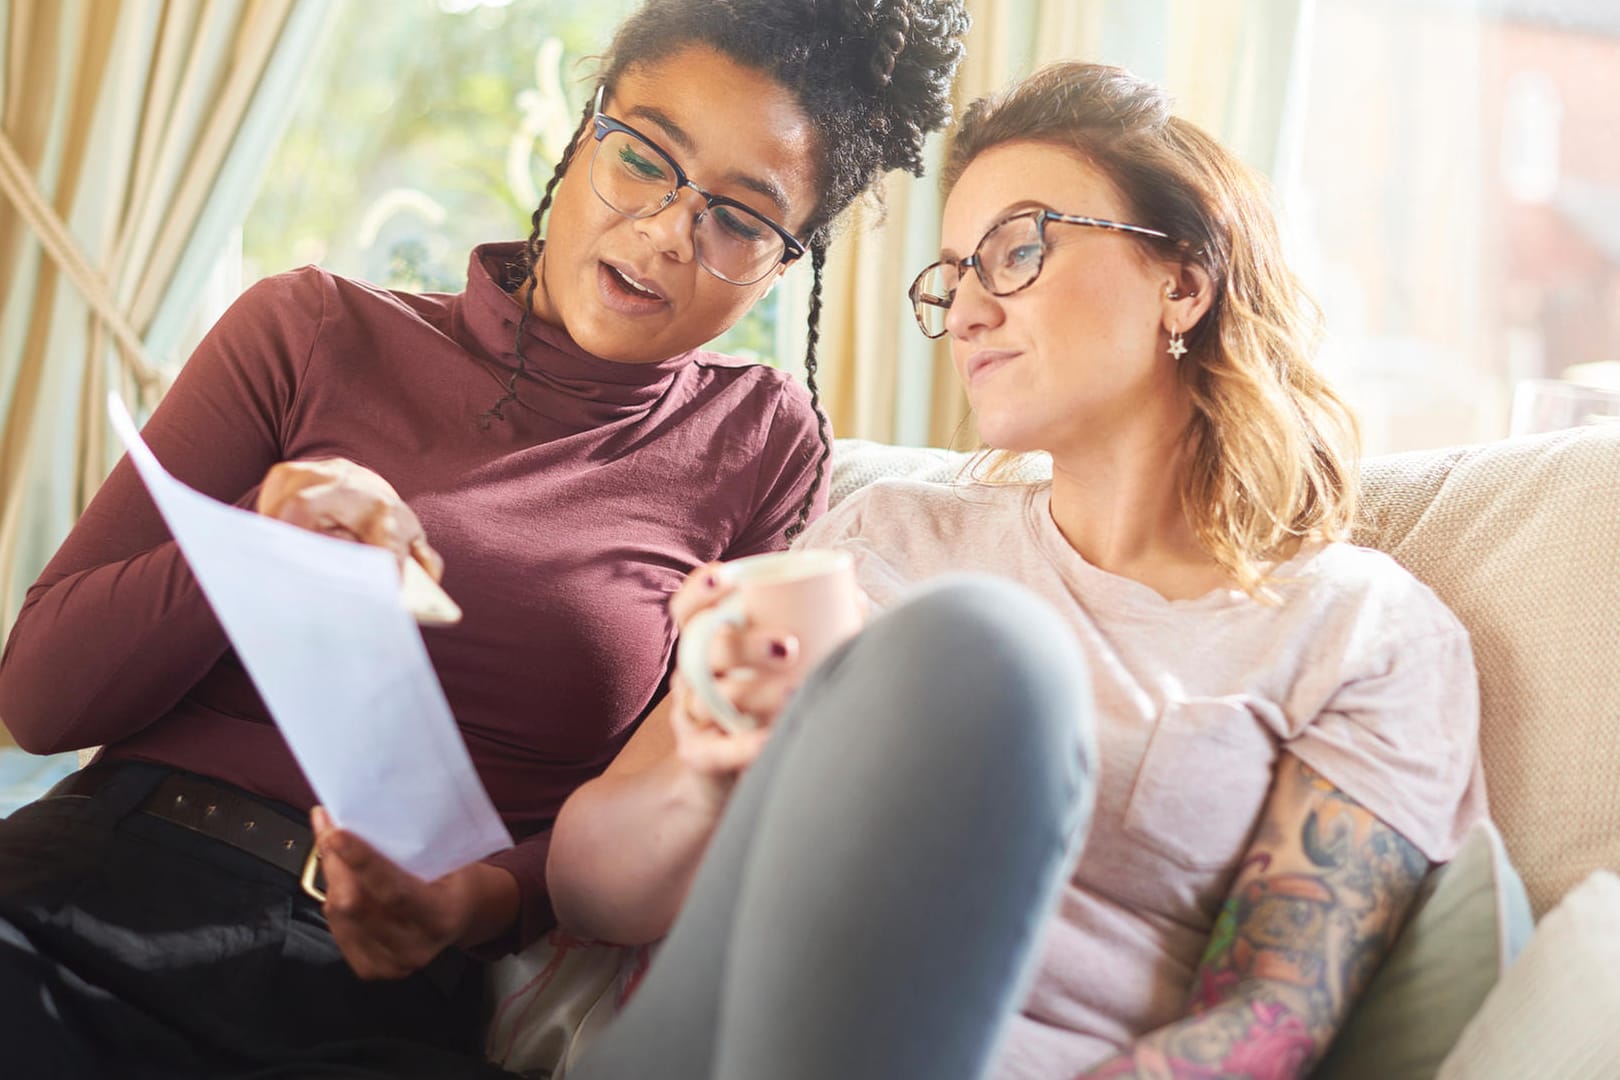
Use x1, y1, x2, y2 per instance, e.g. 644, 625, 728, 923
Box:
793, 479, 866, 550
1285, 591, 1487, 863
791, 481, 929, 610
723, 379, 827, 560
0, 269, 326, 754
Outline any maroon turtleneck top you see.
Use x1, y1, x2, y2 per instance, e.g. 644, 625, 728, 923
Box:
0, 241, 825, 948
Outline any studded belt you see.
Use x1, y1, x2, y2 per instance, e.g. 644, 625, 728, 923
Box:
43, 765, 327, 900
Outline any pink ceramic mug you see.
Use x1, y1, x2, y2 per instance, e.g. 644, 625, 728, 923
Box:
676, 549, 864, 733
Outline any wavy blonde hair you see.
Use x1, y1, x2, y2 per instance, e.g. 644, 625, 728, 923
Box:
943, 62, 1360, 597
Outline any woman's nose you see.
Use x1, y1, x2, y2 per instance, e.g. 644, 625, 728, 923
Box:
634, 185, 702, 263
945, 270, 1005, 339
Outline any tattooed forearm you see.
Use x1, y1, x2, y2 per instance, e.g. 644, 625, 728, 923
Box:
1080, 756, 1430, 1080
1083, 988, 1318, 1080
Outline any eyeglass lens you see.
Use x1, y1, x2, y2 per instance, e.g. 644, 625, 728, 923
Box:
590, 126, 786, 286
912, 214, 1046, 337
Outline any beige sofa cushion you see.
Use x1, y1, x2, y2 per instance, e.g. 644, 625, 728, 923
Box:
1437, 869, 1620, 1078
830, 425, 1620, 915
1354, 426, 1620, 915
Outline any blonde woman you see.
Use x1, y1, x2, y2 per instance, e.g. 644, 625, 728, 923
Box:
551, 63, 1484, 1079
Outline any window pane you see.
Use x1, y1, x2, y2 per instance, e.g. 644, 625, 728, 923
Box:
243, 0, 783, 365
1293, 0, 1620, 452
247, 1, 642, 291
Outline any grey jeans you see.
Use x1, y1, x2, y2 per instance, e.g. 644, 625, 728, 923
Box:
572, 575, 1098, 1080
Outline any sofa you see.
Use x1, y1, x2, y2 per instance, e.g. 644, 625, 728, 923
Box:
49, 423, 1620, 1076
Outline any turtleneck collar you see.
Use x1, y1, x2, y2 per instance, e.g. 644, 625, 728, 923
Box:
457, 241, 694, 426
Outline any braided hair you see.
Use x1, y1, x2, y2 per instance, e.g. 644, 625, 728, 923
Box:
479, 95, 597, 431
487, 0, 970, 539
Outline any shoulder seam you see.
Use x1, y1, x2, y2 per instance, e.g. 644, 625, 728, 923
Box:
281, 268, 330, 449
740, 383, 790, 546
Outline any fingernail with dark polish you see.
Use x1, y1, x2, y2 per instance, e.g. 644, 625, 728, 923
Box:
769, 639, 790, 659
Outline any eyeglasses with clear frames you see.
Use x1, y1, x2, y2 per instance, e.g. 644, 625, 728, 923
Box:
587, 87, 805, 287
907, 208, 1173, 339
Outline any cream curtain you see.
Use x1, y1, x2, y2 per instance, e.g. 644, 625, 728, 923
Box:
0, 0, 332, 631
814, 0, 1313, 448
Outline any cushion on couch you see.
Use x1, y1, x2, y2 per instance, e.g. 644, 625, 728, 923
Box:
1437, 869, 1620, 1079
1353, 426, 1620, 916
1311, 819, 1532, 1080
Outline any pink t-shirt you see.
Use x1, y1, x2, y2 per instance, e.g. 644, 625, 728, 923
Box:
796, 478, 1487, 1077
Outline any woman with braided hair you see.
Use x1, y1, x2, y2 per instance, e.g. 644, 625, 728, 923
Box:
0, 1, 967, 1075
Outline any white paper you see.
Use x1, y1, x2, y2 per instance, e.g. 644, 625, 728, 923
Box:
107, 394, 512, 881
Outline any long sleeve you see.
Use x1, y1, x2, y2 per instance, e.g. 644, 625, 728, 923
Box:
478, 831, 557, 953
0, 270, 325, 753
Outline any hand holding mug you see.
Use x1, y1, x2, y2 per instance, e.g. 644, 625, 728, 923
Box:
674, 549, 866, 735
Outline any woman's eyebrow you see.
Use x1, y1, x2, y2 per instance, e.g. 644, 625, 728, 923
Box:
625, 104, 792, 216
626, 105, 696, 153
940, 200, 1056, 259
1000, 199, 1053, 218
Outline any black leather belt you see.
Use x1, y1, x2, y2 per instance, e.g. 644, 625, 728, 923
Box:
44, 766, 327, 901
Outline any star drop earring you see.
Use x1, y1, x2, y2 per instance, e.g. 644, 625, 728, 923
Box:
1167, 327, 1187, 360
1165, 284, 1194, 360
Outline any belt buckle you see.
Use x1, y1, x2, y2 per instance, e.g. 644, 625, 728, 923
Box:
300, 846, 327, 903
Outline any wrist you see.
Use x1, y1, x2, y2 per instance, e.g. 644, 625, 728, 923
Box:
452, 861, 521, 948
667, 753, 736, 820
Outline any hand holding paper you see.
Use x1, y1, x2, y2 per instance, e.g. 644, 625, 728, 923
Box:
253, 455, 463, 626
107, 394, 510, 881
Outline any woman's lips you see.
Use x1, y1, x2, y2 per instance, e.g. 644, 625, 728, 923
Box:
596, 261, 670, 316
966, 349, 1021, 385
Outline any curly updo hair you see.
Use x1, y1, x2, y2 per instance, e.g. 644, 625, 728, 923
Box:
488, 0, 970, 540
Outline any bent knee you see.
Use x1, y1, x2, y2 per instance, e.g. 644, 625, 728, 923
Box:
857, 575, 1095, 767
880, 575, 1087, 692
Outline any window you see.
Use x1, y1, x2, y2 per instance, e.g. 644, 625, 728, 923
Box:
1290, 0, 1620, 452
235, 0, 1620, 451
240, 0, 781, 363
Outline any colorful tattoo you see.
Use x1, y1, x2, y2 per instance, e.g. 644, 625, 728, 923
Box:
1081, 757, 1429, 1079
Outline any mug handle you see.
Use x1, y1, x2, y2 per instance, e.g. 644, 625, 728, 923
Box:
675, 595, 753, 734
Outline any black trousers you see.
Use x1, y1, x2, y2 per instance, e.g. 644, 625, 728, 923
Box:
0, 761, 513, 1079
